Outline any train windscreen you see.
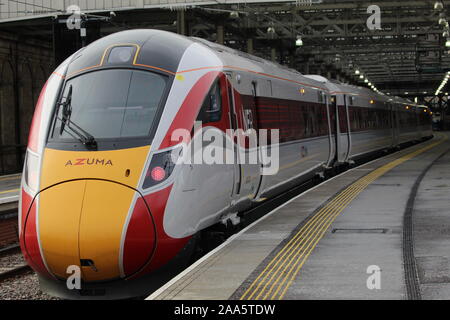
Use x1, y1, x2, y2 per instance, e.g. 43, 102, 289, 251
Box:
50, 69, 167, 143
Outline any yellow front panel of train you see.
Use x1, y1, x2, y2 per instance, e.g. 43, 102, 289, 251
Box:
39, 180, 86, 279
40, 146, 150, 190
38, 146, 150, 281
79, 180, 135, 281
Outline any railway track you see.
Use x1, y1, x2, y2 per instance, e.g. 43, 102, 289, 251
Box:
0, 237, 54, 300
0, 199, 19, 248
0, 196, 56, 300
0, 200, 31, 283
0, 244, 20, 255
0, 265, 31, 282
0, 244, 31, 282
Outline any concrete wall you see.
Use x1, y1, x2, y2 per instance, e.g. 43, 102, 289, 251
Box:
0, 31, 52, 174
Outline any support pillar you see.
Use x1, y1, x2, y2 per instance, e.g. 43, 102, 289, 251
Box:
247, 38, 253, 54
304, 61, 310, 75
177, 10, 186, 35
217, 25, 224, 44
271, 47, 276, 62
327, 71, 332, 80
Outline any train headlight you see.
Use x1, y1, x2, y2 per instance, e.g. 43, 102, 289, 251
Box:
24, 151, 39, 192
142, 146, 183, 189
151, 166, 166, 182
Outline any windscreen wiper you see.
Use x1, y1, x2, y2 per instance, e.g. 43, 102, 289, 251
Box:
57, 116, 98, 150
59, 85, 72, 136
57, 85, 98, 150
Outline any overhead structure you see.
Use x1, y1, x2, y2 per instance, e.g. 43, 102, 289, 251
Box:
0, 0, 449, 103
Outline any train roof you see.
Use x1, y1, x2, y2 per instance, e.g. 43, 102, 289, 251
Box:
64, 29, 429, 110
190, 37, 303, 77
65, 29, 194, 79
304, 75, 391, 102
65, 29, 326, 91
190, 36, 328, 92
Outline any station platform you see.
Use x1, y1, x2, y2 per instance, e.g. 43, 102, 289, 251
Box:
0, 174, 20, 247
148, 133, 450, 300
0, 174, 20, 205
0, 174, 20, 206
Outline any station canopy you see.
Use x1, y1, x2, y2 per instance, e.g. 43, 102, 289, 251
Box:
1, 0, 450, 99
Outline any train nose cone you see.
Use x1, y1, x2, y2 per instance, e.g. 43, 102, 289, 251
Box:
36, 180, 156, 282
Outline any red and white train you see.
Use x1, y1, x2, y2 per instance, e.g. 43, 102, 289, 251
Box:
19, 29, 432, 299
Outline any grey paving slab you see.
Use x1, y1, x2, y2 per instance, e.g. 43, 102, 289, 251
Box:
282, 137, 450, 300
414, 150, 450, 299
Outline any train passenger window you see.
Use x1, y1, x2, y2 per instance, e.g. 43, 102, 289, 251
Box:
243, 109, 254, 131
267, 80, 273, 96
197, 80, 222, 123
290, 105, 302, 140
318, 91, 324, 103
357, 110, 362, 129
310, 110, 317, 136
303, 109, 310, 137
338, 106, 348, 133
348, 96, 354, 106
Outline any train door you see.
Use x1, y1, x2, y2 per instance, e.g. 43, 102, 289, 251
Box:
340, 94, 352, 162
250, 81, 263, 200
330, 95, 339, 164
225, 73, 241, 198
171, 74, 235, 231
225, 75, 261, 202
325, 94, 336, 167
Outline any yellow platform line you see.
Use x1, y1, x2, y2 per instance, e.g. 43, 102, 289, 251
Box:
0, 175, 21, 182
263, 181, 369, 300
0, 188, 20, 195
272, 181, 372, 299
241, 185, 353, 299
242, 177, 370, 300
257, 181, 368, 300
241, 135, 446, 300
244, 167, 378, 300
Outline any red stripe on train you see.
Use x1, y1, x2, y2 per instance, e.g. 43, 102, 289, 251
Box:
160, 71, 220, 149
28, 81, 48, 153
128, 186, 191, 280
123, 197, 156, 277
21, 192, 51, 278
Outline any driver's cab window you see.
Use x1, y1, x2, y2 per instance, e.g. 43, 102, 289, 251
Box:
197, 80, 222, 123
